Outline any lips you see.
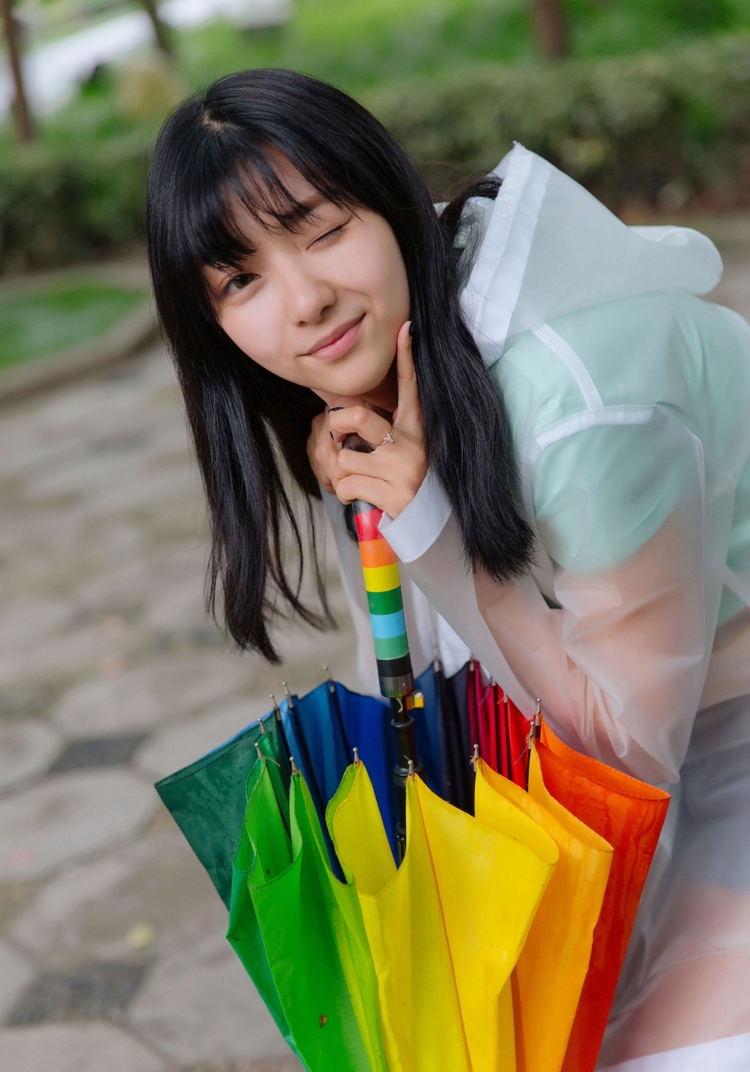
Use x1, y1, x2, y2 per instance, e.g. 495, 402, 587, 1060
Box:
306, 315, 364, 362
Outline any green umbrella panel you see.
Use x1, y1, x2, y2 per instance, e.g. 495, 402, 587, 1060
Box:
228, 755, 388, 1072
155, 710, 290, 908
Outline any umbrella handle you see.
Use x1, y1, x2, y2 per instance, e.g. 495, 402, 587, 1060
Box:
350, 494, 422, 857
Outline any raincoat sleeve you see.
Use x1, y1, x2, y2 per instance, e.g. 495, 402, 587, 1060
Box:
381, 407, 727, 785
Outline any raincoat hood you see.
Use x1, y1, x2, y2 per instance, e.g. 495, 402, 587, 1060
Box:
460, 143, 724, 368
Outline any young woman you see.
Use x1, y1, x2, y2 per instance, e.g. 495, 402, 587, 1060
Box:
148, 68, 750, 1071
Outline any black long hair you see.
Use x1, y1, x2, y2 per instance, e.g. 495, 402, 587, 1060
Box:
147, 68, 534, 662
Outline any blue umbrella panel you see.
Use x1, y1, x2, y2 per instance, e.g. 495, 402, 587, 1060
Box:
155, 662, 474, 902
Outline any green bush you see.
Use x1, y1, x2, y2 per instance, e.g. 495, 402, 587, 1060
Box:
365, 34, 750, 206
0, 134, 151, 273
5, 33, 750, 272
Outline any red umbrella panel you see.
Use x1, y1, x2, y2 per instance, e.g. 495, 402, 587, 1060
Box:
466, 659, 530, 787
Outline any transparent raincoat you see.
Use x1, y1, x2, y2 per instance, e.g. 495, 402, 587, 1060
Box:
321, 145, 750, 1070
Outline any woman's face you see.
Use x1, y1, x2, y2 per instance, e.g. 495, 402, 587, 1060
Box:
203, 161, 410, 409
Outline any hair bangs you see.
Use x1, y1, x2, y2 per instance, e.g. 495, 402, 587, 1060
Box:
174, 121, 354, 282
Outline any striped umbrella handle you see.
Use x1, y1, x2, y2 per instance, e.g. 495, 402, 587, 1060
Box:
351, 500, 415, 699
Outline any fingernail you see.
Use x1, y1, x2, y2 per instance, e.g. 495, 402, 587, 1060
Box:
409, 321, 414, 337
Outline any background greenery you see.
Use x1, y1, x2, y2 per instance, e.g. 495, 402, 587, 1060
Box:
0, 278, 142, 366
4, 0, 750, 272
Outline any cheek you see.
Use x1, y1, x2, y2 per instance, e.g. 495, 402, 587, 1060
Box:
336, 224, 409, 327
218, 296, 284, 375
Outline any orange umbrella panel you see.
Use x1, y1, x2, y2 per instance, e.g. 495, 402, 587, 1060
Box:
537, 722, 670, 1072
476, 755, 612, 1072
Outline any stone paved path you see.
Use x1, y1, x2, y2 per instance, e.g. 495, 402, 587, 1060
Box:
0, 345, 361, 1071
0, 219, 747, 1070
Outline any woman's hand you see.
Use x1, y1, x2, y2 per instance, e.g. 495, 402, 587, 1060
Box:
306, 322, 427, 518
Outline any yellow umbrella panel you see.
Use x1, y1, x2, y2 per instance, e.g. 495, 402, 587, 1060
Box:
328, 761, 558, 1072
476, 753, 613, 1072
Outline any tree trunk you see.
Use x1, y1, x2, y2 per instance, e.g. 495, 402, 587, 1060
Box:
1, 0, 33, 142
531, 0, 569, 58
141, 0, 173, 57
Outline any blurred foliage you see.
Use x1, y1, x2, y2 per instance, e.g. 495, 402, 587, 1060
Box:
177, 0, 750, 92
5, 0, 750, 270
0, 279, 142, 365
367, 34, 750, 206
116, 51, 189, 122
0, 133, 150, 272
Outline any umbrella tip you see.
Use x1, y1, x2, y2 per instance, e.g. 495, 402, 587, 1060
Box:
353, 746, 360, 765
407, 759, 415, 778
290, 755, 299, 775
258, 717, 267, 735
471, 742, 480, 768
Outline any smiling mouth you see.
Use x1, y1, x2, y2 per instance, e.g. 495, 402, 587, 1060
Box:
306, 315, 365, 362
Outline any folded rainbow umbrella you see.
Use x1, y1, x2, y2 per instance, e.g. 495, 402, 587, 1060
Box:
156, 497, 670, 1071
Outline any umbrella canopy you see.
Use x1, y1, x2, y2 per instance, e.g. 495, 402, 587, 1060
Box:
430, 657, 474, 813
155, 708, 288, 907
278, 679, 397, 859
467, 660, 530, 787
328, 760, 558, 1072
537, 722, 671, 1072
228, 756, 389, 1072
155, 661, 474, 912
475, 753, 613, 1072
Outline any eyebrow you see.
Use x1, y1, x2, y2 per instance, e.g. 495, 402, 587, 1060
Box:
270, 191, 328, 227
209, 192, 339, 285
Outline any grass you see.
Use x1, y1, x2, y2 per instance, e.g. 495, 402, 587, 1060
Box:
0, 280, 143, 368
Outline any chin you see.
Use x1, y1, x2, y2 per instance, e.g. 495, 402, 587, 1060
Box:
330, 354, 394, 398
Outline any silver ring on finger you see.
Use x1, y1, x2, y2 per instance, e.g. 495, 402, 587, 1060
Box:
379, 429, 395, 446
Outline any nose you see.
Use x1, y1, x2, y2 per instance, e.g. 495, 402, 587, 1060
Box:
283, 258, 336, 326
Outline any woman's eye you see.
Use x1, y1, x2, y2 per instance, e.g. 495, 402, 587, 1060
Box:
226, 273, 256, 293
314, 218, 351, 246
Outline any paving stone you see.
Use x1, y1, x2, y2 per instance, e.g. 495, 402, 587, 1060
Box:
184, 1062, 303, 1072
12, 831, 225, 962
48, 734, 149, 774
0, 941, 34, 1021
0, 883, 38, 938
0, 721, 63, 791
0, 770, 157, 881
129, 933, 290, 1065
27, 961, 148, 1027
0, 1022, 165, 1072
0, 621, 119, 693
9, 960, 148, 1026
136, 696, 274, 782
52, 652, 260, 738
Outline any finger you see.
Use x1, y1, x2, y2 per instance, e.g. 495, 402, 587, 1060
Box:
307, 413, 338, 491
334, 473, 390, 511
329, 405, 393, 447
335, 446, 396, 478
393, 321, 422, 431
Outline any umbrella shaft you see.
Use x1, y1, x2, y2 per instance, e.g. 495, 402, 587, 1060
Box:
391, 697, 422, 859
